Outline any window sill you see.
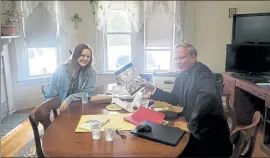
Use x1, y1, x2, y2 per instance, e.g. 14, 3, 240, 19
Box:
16, 75, 52, 85
97, 72, 116, 75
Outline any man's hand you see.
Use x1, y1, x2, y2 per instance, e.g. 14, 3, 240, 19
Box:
58, 100, 68, 113
140, 80, 156, 95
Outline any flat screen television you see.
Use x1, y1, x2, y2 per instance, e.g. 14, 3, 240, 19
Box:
232, 13, 270, 44
225, 44, 270, 73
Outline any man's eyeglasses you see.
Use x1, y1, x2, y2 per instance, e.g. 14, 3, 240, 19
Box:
116, 129, 127, 141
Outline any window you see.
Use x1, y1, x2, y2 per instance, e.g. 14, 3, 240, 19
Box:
17, 1, 60, 80
104, 9, 132, 72
98, 2, 177, 74
145, 49, 171, 71
27, 47, 58, 76
144, 2, 175, 72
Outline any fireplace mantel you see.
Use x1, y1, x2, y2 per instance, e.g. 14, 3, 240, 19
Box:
1, 36, 20, 53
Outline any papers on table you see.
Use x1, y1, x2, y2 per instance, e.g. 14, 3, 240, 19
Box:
256, 83, 270, 88
78, 118, 110, 131
75, 113, 136, 132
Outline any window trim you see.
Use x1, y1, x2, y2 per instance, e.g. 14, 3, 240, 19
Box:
103, 9, 133, 73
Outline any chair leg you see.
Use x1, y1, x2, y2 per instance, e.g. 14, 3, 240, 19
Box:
52, 108, 58, 118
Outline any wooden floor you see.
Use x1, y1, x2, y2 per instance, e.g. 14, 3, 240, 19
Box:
1, 108, 268, 157
1, 108, 36, 157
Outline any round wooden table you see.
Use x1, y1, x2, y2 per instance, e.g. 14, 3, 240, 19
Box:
42, 101, 190, 157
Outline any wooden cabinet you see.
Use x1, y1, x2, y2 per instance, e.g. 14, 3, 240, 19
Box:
222, 72, 270, 156
222, 73, 236, 105
264, 95, 270, 145
264, 106, 270, 144
236, 81, 266, 100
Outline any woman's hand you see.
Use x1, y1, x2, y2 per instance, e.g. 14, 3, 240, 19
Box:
58, 100, 69, 113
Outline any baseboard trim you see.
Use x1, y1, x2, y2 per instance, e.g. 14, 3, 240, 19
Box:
1, 113, 8, 121
14, 95, 44, 102
9, 109, 17, 115
14, 96, 44, 110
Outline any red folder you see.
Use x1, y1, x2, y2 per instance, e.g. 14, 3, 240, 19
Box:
124, 107, 165, 126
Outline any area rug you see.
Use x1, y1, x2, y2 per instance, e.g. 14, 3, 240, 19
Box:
0, 113, 30, 138
16, 138, 37, 157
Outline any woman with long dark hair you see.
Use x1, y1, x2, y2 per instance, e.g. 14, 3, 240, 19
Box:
44, 44, 97, 115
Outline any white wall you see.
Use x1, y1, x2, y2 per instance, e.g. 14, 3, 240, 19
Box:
6, 1, 270, 110
186, 1, 270, 73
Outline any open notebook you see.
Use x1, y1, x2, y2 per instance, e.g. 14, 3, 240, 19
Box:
75, 114, 136, 132
78, 118, 110, 131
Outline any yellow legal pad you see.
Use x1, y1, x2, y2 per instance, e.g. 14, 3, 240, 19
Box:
75, 113, 136, 132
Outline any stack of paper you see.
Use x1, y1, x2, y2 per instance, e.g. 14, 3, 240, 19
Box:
78, 118, 110, 131
75, 113, 136, 132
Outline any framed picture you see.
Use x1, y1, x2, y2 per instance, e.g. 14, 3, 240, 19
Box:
229, 8, 237, 18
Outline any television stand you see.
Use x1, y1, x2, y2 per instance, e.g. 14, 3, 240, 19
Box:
231, 73, 269, 83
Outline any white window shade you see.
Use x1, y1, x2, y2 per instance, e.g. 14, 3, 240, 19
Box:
144, 2, 175, 48
23, 2, 59, 47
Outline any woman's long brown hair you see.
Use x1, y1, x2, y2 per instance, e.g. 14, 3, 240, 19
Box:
67, 44, 93, 77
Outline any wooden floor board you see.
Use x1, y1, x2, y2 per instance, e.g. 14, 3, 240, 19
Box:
1, 119, 33, 157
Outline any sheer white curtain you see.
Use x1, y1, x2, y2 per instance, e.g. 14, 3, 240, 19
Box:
91, 1, 183, 34
21, 1, 59, 22
144, 1, 183, 32
174, 1, 184, 44
91, 1, 143, 32
20, 1, 68, 36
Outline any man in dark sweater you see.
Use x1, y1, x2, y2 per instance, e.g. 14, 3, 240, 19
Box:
143, 43, 233, 157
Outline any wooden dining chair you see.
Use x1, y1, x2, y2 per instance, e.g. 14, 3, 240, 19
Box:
230, 111, 261, 158
220, 83, 230, 113
29, 97, 61, 158
41, 83, 49, 96
219, 83, 237, 132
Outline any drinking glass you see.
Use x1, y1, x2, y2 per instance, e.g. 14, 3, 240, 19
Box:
104, 127, 115, 142
82, 92, 88, 104
141, 98, 150, 108
91, 124, 101, 140
111, 84, 122, 104
142, 88, 151, 99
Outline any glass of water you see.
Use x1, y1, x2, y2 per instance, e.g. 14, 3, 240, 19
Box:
104, 127, 115, 142
141, 98, 150, 108
91, 124, 101, 140
141, 88, 151, 99
112, 85, 121, 99
82, 92, 88, 104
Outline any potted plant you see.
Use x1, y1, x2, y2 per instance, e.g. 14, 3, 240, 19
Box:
1, 1, 22, 36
